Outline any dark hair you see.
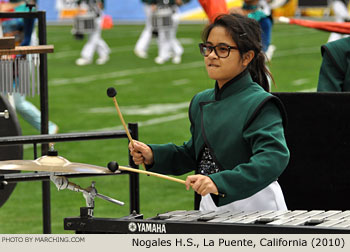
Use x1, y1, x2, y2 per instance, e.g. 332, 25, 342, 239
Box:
201, 14, 274, 92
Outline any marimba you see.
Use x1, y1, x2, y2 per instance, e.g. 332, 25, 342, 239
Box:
64, 209, 350, 234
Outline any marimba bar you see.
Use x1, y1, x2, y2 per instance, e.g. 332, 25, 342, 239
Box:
64, 210, 350, 234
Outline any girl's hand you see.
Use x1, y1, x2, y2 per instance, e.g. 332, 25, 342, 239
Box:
129, 140, 154, 165
185, 174, 218, 196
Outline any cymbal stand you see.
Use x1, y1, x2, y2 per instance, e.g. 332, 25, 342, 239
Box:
50, 175, 124, 217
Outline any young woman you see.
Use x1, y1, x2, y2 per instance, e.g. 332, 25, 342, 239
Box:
129, 14, 289, 211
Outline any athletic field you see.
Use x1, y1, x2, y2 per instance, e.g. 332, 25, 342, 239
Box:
0, 22, 329, 233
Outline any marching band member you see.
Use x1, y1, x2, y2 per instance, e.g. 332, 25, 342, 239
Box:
328, 0, 350, 42
134, 0, 155, 59
134, 0, 189, 64
317, 36, 350, 91
129, 14, 289, 211
154, 0, 188, 65
75, 0, 110, 66
230, 0, 273, 53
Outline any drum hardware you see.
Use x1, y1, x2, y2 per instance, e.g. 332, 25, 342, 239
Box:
71, 12, 96, 39
0, 109, 9, 119
50, 176, 124, 218
0, 147, 125, 215
0, 146, 125, 217
152, 5, 173, 30
107, 87, 147, 170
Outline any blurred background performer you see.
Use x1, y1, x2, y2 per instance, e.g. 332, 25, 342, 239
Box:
198, 0, 228, 23
258, 0, 275, 60
259, 0, 272, 16
230, 0, 273, 55
317, 37, 350, 91
75, 0, 110, 66
328, 0, 350, 42
134, 0, 155, 59
154, 0, 190, 65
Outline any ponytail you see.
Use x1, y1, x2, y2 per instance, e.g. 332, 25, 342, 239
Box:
249, 51, 274, 92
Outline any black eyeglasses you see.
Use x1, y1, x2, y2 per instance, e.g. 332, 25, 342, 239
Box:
199, 43, 238, 58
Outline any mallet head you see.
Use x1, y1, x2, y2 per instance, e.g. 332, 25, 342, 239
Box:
107, 161, 119, 172
107, 87, 117, 98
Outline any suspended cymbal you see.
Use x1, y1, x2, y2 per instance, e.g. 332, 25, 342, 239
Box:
0, 155, 113, 174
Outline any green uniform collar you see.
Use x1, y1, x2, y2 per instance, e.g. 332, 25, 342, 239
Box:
215, 69, 252, 101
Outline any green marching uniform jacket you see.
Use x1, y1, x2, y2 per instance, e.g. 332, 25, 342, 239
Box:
148, 70, 290, 207
317, 37, 350, 92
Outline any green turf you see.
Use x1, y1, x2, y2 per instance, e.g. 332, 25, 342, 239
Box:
0, 22, 329, 233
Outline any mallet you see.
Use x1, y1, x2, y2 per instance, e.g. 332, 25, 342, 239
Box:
107, 87, 147, 170
107, 161, 224, 197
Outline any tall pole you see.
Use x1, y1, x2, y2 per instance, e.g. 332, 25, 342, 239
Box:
37, 10, 51, 234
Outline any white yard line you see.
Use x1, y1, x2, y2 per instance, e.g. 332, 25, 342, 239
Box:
298, 87, 317, 92
114, 78, 133, 85
172, 79, 191, 86
50, 61, 204, 86
48, 45, 135, 59
49, 45, 320, 86
49, 38, 194, 60
291, 78, 309, 86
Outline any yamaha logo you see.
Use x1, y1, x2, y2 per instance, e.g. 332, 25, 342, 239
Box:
128, 222, 137, 232
127, 222, 167, 233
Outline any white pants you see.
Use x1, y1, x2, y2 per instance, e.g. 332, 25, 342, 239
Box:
81, 15, 110, 60
328, 1, 350, 42
134, 4, 153, 53
157, 7, 183, 60
200, 181, 287, 212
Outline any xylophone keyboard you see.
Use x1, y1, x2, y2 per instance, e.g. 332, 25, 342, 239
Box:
64, 209, 350, 234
